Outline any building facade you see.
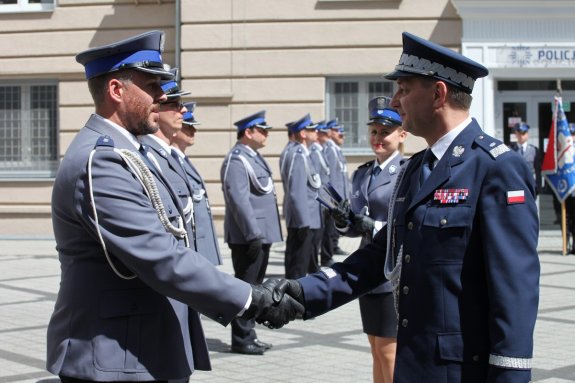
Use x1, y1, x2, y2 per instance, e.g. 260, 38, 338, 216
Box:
0, 0, 568, 237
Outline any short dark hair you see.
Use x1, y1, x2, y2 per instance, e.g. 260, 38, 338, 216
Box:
237, 127, 254, 140
419, 77, 472, 111
446, 83, 473, 110
87, 70, 133, 105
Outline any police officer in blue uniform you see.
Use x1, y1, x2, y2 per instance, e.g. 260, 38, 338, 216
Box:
268, 32, 540, 383
171, 102, 222, 265
47, 31, 301, 382
220, 110, 284, 355
281, 114, 322, 279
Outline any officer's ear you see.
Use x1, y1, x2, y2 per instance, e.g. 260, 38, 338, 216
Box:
433, 81, 448, 108
107, 78, 125, 106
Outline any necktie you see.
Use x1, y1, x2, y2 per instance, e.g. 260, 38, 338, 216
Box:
170, 148, 184, 166
419, 149, 435, 185
520, 145, 525, 155
372, 165, 382, 180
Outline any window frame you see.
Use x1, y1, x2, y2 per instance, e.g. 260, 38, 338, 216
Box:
326, 76, 396, 156
0, 0, 55, 13
0, 79, 59, 179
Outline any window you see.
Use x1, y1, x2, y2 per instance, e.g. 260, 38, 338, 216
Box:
326, 77, 395, 154
0, 0, 54, 13
0, 82, 58, 178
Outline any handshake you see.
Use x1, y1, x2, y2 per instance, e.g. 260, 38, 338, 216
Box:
242, 278, 305, 329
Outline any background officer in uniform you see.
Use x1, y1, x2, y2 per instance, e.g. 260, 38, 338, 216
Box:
332, 96, 405, 383
509, 122, 542, 196
308, 120, 330, 272
281, 114, 322, 279
220, 110, 283, 355
323, 118, 350, 262
269, 31, 540, 383
141, 68, 200, 251
171, 102, 222, 265
47, 31, 301, 382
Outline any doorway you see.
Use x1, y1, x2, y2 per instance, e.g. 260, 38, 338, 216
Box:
495, 82, 575, 228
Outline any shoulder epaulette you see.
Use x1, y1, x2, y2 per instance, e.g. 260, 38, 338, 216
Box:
474, 134, 510, 159
95, 135, 114, 148
358, 160, 374, 169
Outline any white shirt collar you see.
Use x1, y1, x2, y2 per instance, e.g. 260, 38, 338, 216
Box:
146, 134, 172, 153
429, 116, 472, 161
375, 150, 399, 171
238, 143, 258, 157
171, 146, 186, 159
93, 113, 140, 150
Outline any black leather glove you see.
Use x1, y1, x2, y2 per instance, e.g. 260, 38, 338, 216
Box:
242, 279, 304, 329
271, 279, 305, 311
330, 199, 352, 228
352, 214, 375, 234
246, 238, 263, 262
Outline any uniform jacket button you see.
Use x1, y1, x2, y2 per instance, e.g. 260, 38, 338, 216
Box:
407, 221, 414, 230
472, 355, 479, 362
440, 218, 447, 226
401, 318, 408, 327
402, 286, 409, 295
404, 254, 411, 263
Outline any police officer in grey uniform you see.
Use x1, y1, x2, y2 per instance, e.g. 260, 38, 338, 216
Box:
321, 118, 350, 264
47, 31, 301, 383
281, 114, 322, 279
332, 97, 406, 383
308, 120, 330, 272
141, 68, 201, 252
221, 110, 283, 355
171, 102, 222, 265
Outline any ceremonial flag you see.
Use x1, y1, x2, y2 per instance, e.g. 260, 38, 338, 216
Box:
542, 96, 575, 201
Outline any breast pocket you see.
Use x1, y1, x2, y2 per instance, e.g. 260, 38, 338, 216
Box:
422, 205, 473, 262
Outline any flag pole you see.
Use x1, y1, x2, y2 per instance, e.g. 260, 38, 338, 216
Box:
556, 79, 568, 256
562, 201, 567, 255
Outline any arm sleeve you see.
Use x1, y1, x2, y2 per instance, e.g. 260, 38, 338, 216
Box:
80, 148, 251, 325
298, 228, 388, 318
479, 154, 540, 382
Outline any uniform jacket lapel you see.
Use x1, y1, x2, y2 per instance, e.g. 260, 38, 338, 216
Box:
183, 157, 203, 185
407, 121, 478, 211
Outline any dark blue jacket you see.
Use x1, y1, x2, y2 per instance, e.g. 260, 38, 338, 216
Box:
299, 120, 540, 383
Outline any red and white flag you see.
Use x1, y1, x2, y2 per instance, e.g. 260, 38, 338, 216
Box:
507, 190, 525, 204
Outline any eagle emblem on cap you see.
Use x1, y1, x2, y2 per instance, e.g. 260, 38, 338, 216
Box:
452, 146, 465, 157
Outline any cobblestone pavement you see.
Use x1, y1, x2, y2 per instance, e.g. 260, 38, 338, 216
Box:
0, 231, 574, 383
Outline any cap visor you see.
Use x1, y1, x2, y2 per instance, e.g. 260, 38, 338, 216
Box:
383, 70, 415, 80
255, 123, 272, 129
166, 90, 192, 98
183, 120, 200, 126
136, 66, 174, 80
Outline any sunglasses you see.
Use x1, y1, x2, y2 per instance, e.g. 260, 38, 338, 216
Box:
160, 100, 185, 110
